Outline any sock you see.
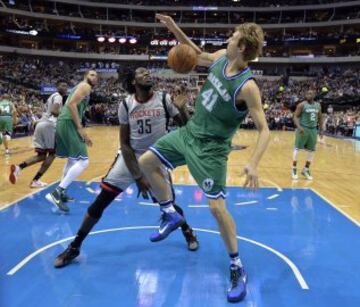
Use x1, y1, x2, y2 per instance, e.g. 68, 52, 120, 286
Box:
33, 171, 43, 181
159, 200, 176, 213
173, 203, 191, 232
292, 149, 299, 167
19, 162, 28, 169
59, 159, 89, 190
56, 186, 65, 194
229, 252, 243, 268
71, 215, 99, 249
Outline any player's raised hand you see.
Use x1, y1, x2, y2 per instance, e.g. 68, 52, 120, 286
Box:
135, 175, 151, 200
156, 14, 176, 29
240, 164, 259, 190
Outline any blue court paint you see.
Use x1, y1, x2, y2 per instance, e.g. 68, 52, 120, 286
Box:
0, 182, 359, 307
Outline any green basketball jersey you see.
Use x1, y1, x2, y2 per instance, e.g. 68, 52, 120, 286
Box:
187, 56, 253, 142
0, 99, 13, 117
300, 101, 321, 129
58, 83, 90, 121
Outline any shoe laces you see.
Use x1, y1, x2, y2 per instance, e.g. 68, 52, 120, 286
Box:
230, 267, 241, 287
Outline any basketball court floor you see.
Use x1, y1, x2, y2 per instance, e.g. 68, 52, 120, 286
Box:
1, 127, 359, 307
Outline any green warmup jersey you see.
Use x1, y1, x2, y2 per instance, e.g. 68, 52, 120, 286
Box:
58, 84, 90, 121
300, 101, 321, 129
295, 101, 321, 152
152, 56, 255, 196
55, 83, 90, 159
0, 99, 13, 117
187, 56, 253, 144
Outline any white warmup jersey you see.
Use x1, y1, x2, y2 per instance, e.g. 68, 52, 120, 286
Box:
43, 92, 63, 121
118, 91, 179, 154
103, 91, 179, 191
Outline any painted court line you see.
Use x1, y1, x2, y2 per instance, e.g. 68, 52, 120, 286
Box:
311, 188, 360, 227
267, 194, 280, 200
0, 181, 59, 212
188, 205, 209, 208
5, 226, 309, 290
138, 202, 158, 207
235, 200, 258, 206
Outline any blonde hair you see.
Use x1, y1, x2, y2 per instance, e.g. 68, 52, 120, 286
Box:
236, 23, 264, 62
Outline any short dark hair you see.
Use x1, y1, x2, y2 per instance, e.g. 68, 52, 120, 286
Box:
122, 69, 136, 94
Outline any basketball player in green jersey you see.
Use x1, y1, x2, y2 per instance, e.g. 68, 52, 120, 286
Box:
139, 14, 270, 303
0, 94, 16, 155
46, 70, 98, 212
292, 89, 323, 180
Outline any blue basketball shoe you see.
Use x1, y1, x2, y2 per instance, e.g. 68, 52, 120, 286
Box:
150, 211, 185, 242
227, 265, 248, 303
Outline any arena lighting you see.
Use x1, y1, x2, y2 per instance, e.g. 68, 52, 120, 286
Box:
356, 38, 360, 43
108, 37, 116, 43
129, 37, 137, 44
168, 39, 177, 46
119, 37, 127, 44
160, 39, 168, 46
29, 29, 38, 36
97, 36, 105, 42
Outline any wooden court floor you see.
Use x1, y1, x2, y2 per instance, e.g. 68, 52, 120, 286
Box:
1, 126, 359, 224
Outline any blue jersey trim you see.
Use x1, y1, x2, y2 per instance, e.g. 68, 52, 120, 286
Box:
208, 55, 226, 71
222, 60, 250, 81
232, 76, 254, 115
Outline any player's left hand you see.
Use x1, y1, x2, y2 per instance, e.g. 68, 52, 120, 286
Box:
241, 164, 259, 190
135, 176, 151, 200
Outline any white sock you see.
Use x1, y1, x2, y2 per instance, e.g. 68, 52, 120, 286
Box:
62, 159, 76, 179
306, 151, 315, 163
292, 148, 299, 163
159, 200, 176, 213
59, 159, 89, 189
230, 253, 243, 268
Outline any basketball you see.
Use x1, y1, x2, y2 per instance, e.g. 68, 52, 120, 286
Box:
167, 44, 197, 74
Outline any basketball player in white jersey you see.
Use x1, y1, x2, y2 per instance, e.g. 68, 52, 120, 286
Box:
9, 80, 68, 188
54, 67, 198, 268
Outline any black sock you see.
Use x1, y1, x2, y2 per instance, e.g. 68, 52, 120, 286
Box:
19, 162, 28, 169
33, 171, 43, 181
56, 186, 65, 194
174, 203, 191, 232
71, 215, 99, 249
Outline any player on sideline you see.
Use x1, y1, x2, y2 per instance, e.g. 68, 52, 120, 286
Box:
0, 94, 16, 155
9, 80, 68, 188
53, 67, 199, 268
138, 15, 270, 303
291, 89, 323, 180
46, 70, 98, 212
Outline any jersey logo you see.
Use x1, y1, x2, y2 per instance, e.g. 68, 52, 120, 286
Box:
207, 72, 231, 102
202, 178, 214, 192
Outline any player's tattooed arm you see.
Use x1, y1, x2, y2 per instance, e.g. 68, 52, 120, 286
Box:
120, 124, 142, 179
293, 102, 304, 133
237, 80, 270, 189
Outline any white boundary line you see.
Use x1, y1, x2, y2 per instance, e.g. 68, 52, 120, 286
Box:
267, 194, 280, 200
188, 205, 209, 208
138, 202, 158, 207
311, 188, 360, 227
0, 181, 59, 212
5, 225, 309, 290
235, 200, 258, 206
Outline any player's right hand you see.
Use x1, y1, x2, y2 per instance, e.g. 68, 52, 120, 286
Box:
78, 128, 93, 147
298, 127, 305, 134
135, 176, 151, 200
156, 14, 176, 30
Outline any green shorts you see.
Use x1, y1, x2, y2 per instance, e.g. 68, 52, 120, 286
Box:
295, 127, 318, 151
150, 126, 231, 199
55, 119, 88, 159
0, 116, 13, 135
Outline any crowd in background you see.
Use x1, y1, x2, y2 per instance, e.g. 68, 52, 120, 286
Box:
0, 56, 359, 138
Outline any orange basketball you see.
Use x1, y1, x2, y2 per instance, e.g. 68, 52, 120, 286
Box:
167, 44, 197, 74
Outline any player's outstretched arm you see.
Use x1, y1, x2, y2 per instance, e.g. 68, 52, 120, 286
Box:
156, 14, 226, 67
238, 80, 270, 189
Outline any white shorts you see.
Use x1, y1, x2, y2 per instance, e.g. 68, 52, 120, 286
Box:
32, 120, 56, 153
102, 151, 171, 193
